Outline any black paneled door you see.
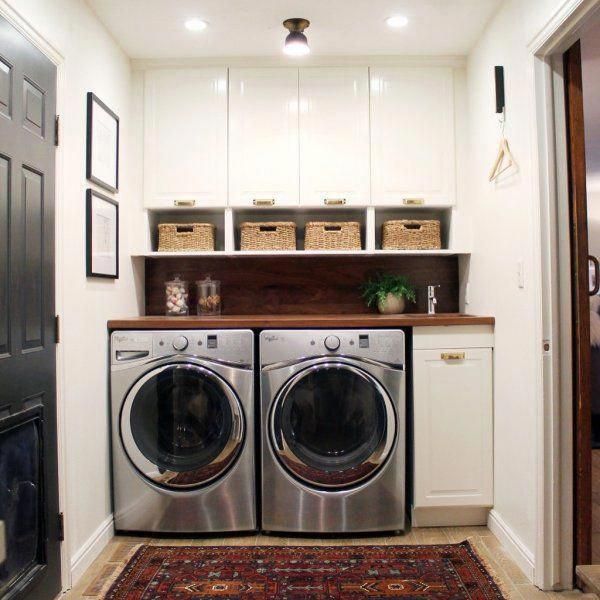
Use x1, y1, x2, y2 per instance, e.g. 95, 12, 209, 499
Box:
0, 14, 61, 600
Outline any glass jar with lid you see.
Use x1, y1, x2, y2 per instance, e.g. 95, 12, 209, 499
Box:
197, 275, 221, 316
165, 276, 189, 316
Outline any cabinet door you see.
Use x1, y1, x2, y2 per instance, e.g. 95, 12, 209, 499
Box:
144, 68, 227, 209
229, 68, 299, 207
371, 67, 455, 207
413, 348, 493, 508
299, 67, 370, 206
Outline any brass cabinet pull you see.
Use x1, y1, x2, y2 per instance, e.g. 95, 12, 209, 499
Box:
403, 198, 425, 206
253, 198, 275, 206
324, 198, 347, 206
441, 352, 466, 361
174, 199, 196, 207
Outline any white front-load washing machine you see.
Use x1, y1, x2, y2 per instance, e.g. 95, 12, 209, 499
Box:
260, 329, 406, 534
110, 329, 255, 534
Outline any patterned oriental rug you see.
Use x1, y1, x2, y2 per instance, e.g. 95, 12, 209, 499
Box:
104, 542, 506, 599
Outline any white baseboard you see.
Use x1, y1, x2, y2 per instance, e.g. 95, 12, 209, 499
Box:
487, 509, 535, 582
69, 514, 114, 586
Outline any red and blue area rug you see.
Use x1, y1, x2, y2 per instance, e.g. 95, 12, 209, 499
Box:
105, 541, 506, 599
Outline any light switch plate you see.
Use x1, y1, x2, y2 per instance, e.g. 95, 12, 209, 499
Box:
0, 520, 6, 565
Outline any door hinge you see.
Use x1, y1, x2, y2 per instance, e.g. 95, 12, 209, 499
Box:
54, 315, 60, 344
57, 513, 64, 542
54, 115, 60, 147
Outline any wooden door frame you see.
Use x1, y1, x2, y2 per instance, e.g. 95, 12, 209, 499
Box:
564, 39, 592, 568
0, 0, 70, 591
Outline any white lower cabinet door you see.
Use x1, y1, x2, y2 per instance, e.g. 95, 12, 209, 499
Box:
413, 348, 493, 508
229, 68, 299, 207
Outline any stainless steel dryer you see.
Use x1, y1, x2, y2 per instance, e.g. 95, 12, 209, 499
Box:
110, 329, 255, 534
260, 329, 406, 534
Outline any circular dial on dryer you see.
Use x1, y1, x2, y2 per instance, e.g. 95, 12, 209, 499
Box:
172, 336, 189, 352
324, 335, 340, 352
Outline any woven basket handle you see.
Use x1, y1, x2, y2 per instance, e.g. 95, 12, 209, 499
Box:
403, 223, 423, 231
324, 225, 342, 232
175, 225, 194, 234
259, 225, 278, 233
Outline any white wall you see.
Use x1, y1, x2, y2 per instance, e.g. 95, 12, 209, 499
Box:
464, 0, 574, 579
1, 0, 143, 586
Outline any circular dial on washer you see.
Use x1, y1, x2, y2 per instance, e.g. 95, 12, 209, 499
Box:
172, 336, 189, 352
324, 335, 340, 352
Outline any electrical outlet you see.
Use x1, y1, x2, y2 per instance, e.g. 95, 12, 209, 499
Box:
0, 520, 6, 565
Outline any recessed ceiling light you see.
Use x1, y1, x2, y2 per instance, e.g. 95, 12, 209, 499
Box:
386, 15, 409, 28
185, 18, 208, 32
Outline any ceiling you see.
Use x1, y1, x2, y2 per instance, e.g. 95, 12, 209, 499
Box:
85, 0, 502, 59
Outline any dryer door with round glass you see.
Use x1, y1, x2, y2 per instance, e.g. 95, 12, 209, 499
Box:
270, 362, 396, 489
121, 363, 244, 490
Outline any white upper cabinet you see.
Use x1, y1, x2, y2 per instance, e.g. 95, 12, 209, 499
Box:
370, 67, 456, 207
144, 68, 227, 209
229, 68, 299, 207
299, 68, 370, 206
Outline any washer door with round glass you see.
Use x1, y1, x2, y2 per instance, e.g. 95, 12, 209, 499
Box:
121, 363, 244, 490
270, 362, 396, 489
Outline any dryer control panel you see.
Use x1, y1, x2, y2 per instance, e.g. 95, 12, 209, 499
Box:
111, 329, 254, 367
260, 329, 404, 367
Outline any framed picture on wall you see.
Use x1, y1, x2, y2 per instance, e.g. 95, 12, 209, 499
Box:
86, 189, 119, 279
86, 92, 119, 192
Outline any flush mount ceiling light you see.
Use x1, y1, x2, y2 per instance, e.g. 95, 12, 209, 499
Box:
283, 18, 310, 56
185, 18, 208, 32
386, 15, 409, 28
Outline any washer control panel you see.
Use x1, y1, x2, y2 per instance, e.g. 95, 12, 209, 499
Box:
111, 330, 253, 366
260, 329, 405, 366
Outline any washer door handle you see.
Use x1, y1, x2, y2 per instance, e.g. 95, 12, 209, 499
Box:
116, 350, 150, 362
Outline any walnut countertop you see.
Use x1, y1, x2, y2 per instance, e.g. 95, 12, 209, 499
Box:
108, 314, 494, 330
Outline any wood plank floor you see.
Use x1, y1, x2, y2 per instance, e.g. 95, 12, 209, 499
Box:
65, 527, 594, 599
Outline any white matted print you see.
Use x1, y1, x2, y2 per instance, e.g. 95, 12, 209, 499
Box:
86, 189, 119, 278
86, 92, 119, 192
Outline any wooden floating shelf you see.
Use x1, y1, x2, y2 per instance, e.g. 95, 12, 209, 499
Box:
136, 249, 470, 258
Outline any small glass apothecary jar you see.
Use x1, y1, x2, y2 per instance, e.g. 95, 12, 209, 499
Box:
197, 275, 221, 316
165, 276, 189, 316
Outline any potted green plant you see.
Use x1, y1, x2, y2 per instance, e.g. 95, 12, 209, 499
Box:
361, 273, 417, 315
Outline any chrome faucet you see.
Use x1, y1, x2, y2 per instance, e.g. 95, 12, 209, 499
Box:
428, 285, 440, 315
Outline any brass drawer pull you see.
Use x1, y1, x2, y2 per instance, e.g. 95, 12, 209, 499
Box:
253, 198, 275, 206
174, 199, 196, 207
403, 198, 425, 206
441, 352, 466, 361
324, 198, 347, 206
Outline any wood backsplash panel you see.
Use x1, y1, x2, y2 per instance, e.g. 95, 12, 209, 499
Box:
144, 256, 459, 315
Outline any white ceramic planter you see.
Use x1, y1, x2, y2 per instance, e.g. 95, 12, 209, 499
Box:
377, 293, 406, 315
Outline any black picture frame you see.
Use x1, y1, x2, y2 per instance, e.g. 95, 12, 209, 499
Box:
86, 92, 119, 193
86, 189, 119, 279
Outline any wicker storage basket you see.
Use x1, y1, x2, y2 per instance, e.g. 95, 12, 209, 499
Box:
158, 223, 215, 252
304, 221, 362, 251
240, 222, 296, 251
382, 220, 441, 250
